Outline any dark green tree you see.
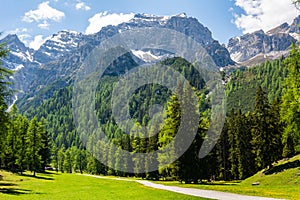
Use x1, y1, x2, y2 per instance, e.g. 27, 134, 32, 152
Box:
4, 105, 19, 172
74, 148, 87, 174
228, 109, 255, 180
15, 115, 29, 174
251, 86, 282, 170
281, 46, 300, 157
214, 120, 231, 181
58, 146, 65, 173
158, 94, 181, 180
39, 118, 52, 171
63, 148, 72, 173
52, 145, 59, 172
26, 117, 42, 176
0, 39, 12, 168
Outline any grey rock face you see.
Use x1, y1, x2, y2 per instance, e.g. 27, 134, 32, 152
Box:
1, 13, 234, 105
228, 15, 299, 63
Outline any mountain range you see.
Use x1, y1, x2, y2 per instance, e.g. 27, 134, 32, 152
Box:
228, 16, 300, 65
0, 13, 299, 107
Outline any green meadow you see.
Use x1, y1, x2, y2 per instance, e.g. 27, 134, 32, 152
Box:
0, 171, 208, 200
156, 155, 300, 200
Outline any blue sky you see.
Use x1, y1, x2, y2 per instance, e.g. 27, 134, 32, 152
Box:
1, 0, 299, 50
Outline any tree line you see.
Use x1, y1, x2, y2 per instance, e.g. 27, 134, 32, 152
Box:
0, 105, 51, 176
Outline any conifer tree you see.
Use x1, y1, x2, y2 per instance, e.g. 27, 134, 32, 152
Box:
157, 94, 180, 180
251, 87, 269, 169
74, 148, 86, 174
63, 148, 72, 173
58, 146, 65, 173
26, 117, 42, 176
15, 115, 29, 174
145, 121, 159, 180
0, 40, 12, 168
252, 86, 282, 170
39, 118, 52, 171
281, 46, 300, 157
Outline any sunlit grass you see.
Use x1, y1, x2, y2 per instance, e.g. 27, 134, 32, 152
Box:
155, 155, 300, 200
0, 171, 208, 200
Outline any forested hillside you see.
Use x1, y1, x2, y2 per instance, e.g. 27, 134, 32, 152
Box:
1, 38, 300, 183
226, 58, 287, 112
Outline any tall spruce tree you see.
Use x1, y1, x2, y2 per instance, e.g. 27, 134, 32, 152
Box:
5, 105, 19, 172
26, 117, 42, 176
15, 115, 29, 174
252, 86, 282, 170
281, 46, 300, 157
157, 94, 181, 180
0, 40, 12, 168
58, 146, 65, 173
228, 109, 255, 180
39, 118, 52, 171
145, 121, 159, 180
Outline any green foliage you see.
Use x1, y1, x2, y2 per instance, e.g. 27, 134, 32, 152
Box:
0, 40, 50, 175
280, 46, 300, 156
0, 39, 13, 167
251, 87, 282, 170
26, 117, 42, 176
226, 59, 287, 112
10, 51, 298, 184
15, 115, 29, 174
228, 109, 255, 180
39, 118, 52, 171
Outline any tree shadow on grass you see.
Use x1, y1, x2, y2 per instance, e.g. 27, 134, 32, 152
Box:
0, 188, 32, 195
0, 182, 17, 187
264, 160, 300, 175
20, 173, 54, 180
201, 182, 239, 186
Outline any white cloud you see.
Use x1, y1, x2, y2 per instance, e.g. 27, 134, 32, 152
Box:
38, 21, 50, 29
22, 1, 65, 24
233, 0, 299, 33
75, 2, 91, 11
85, 12, 135, 34
29, 35, 49, 50
7, 28, 29, 36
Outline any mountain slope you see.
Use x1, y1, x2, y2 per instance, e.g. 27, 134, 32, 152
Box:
227, 15, 299, 64
240, 154, 300, 200
1, 13, 234, 107
226, 59, 287, 112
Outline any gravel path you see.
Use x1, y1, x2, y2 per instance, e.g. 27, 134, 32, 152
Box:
83, 174, 284, 200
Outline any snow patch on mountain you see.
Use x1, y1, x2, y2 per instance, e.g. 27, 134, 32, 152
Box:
13, 64, 25, 71
131, 49, 163, 62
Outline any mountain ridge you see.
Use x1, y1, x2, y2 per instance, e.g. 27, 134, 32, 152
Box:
227, 15, 300, 64
1, 13, 299, 107
0, 13, 234, 105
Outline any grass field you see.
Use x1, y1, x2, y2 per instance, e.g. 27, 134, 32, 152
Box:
156, 155, 300, 200
1, 155, 299, 200
0, 171, 209, 200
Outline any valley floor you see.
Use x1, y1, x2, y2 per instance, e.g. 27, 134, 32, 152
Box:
1, 154, 299, 200
0, 171, 207, 200
85, 174, 282, 200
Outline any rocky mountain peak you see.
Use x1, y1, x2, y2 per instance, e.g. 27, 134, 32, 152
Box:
1, 34, 30, 53
267, 23, 289, 35
227, 15, 299, 64
0, 34, 34, 66
290, 15, 300, 33
2, 12, 236, 104
33, 30, 84, 64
